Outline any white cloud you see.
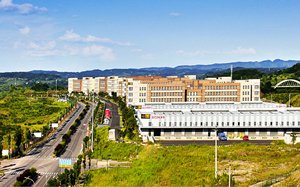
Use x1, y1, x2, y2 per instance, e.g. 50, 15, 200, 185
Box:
227, 47, 257, 55
26, 41, 57, 57
19, 26, 30, 35
60, 30, 132, 46
0, 0, 47, 14
64, 45, 115, 61
169, 12, 182, 17
176, 50, 208, 57
82, 45, 115, 60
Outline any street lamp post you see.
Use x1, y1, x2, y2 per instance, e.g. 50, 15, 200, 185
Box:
91, 92, 95, 152
25, 176, 35, 185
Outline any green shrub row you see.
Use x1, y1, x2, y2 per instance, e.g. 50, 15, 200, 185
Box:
14, 168, 38, 187
54, 104, 90, 156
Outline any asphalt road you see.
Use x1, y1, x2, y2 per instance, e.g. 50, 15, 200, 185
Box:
102, 99, 120, 130
159, 140, 273, 146
0, 102, 94, 187
33, 102, 95, 187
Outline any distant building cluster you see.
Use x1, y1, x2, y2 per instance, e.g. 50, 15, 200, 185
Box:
68, 75, 261, 105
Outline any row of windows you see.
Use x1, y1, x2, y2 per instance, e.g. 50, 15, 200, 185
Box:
205, 91, 238, 96
139, 87, 147, 91
205, 85, 238, 90
151, 92, 183, 97
188, 92, 199, 96
242, 85, 260, 89
205, 97, 238, 102
139, 99, 146, 103
152, 121, 300, 127
187, 98, 198, 102
150, 86, 183, 91
139, 93, 147, 97
151, 98, 184, 102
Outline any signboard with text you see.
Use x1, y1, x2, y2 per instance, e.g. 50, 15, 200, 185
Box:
59, 158, 72, 168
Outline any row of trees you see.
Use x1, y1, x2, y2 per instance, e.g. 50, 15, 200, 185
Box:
14, 168, 38, 187
54, 105, 90, 156
0, 124, 34, 159
110, 94, 140, 141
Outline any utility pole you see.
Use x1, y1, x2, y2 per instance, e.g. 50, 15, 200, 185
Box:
91, 91, 94, 152
215, 128, 218, 179
56, 79, 58, 98
229, 166, 231, 187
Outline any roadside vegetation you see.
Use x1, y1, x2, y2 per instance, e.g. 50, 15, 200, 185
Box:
47, 155, 83, 186
85, 141, 300, 186
92, 126, 142, 161
0, 86, 72, 158
14, 168, 38, 187
108, 93, 140, 141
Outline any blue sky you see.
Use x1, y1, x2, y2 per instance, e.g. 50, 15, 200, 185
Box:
1, 0, 300, 72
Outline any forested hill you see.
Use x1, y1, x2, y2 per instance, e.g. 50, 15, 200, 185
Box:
28, 59, 299, 78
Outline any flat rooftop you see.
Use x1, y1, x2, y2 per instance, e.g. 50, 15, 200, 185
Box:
137, 102, 300, 113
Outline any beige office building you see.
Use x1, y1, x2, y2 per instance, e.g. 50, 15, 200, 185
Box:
68, 75, 260, 105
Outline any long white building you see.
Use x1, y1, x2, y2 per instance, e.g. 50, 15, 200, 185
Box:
136, 102, 300, 142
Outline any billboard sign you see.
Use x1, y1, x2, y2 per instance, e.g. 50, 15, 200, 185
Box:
59, 158, 72, 168
33, 132, 42, 138
52, 123, 59, 128
141, 114, 151, 119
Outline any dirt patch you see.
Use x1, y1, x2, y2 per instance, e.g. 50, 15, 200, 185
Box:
219, 160, 259, 183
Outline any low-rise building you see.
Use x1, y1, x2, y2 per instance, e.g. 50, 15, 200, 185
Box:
136, 102, 300, 142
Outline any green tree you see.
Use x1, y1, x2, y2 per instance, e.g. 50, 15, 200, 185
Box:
14, 126, 23, 156
0, 135, 3, 158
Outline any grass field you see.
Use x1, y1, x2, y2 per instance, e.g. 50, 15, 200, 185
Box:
0, 88, 71, 131
86, 135, 300, 186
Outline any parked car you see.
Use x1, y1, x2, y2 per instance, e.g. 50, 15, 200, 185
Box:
243, 135, 249, 141
218, 132, 227, 141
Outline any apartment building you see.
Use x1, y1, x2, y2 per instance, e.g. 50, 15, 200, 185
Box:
68, 78, 82, 93
94, 77, 107, 93
68, 75, 261, 105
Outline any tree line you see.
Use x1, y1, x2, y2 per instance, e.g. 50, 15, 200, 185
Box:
54, 104, 90, 157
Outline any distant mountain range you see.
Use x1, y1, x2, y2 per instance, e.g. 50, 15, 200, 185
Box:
27, 59, 299, 78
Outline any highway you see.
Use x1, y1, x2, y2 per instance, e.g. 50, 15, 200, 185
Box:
0, 102, 95, 187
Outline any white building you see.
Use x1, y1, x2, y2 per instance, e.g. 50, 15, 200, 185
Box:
126, 78, 148, 105
236, 79, 261, 102
136, 102, 300, 142
81, 77, 95, 94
